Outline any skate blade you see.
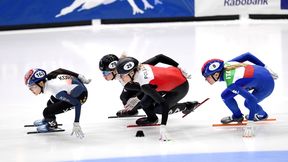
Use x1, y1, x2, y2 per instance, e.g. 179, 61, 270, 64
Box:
27, 129, 65, 134
108, 115, 146, 119
212, 118, 276, 127
127, 123, 160, 128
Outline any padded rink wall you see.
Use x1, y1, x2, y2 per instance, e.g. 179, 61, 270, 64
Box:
0, 0, 288, 30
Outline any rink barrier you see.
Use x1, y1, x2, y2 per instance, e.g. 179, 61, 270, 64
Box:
0, 20, 91, 31
0, 15, 239, 31
1, 13, 287, 31
1, 0, 288, 31
101, 15, 239, 24
249, 14, 288, 19
0, 0, 195, 30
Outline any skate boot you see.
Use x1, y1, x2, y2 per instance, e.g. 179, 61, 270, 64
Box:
182, 101, 199, 115
254, 113, 268, 121
136, 117, 158, 126
116, 108, 138, 117
37, 120, 58, 133
221, 115, 244, 124
245, 113, 268, 121
33, 119, 47, 126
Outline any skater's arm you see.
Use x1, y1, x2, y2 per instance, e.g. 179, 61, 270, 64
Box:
159, 102, 169, 125
141, 84, 169, 125
55, 91, 82, 122
123, 82, 141, 92
141, 84, 164, 103
48, 68, 91, 84
229, 52, 265, 66
47, 68, 79, 80
142, 54, 179, 67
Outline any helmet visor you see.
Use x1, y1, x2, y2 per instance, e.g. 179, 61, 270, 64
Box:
102, 71, 112, 76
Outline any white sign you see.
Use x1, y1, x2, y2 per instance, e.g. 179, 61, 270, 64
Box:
195, 0, 288, 17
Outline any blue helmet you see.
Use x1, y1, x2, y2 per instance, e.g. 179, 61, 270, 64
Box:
201, 59, 224, 77
24, 68, 47, 86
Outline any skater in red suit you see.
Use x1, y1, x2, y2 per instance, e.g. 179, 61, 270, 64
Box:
99, 53, 193, 118
116, 56, 199, 141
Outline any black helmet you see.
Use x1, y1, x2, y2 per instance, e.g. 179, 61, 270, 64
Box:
99, 54, 119, 71
116, 57, 139, 75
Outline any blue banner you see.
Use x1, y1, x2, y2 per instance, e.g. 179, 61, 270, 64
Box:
281, 0, 288, 9
0, 0, 194, 26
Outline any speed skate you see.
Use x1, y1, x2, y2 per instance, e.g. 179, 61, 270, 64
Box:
212, 118, 276, 127
25, 123, 65, 134
27, 128, 65, 134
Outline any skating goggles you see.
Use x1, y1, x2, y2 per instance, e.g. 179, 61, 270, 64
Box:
102, 71, 112, 76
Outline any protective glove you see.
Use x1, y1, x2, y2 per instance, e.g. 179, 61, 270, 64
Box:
243, 120, 255, 138
71, 122, 84, 139
124, 97, 141, 111
78, 74, 92, 84
265, 66, 278, 80
178, 66, 191, 79
159, 125, 171, 141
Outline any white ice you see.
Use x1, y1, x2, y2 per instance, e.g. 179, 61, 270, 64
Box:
0, 19, 287, 162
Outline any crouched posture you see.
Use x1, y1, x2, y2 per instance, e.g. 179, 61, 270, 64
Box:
99, 54, 193, 118
99, 54, 140, 117
24, 68, 91, 138
116, 57, 199, 141
201, 52, 277, 137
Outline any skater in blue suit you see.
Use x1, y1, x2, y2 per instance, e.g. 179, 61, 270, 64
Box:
201, 52, 278, 137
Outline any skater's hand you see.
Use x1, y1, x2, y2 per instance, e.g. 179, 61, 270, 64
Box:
159, 125, 171, 141
78, 74, 92, 84
178, 66, 191, 79
71, 122, 84, 139
265, 66, 278, 80
124, 97, 140, 111
243, 121, 255, 138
